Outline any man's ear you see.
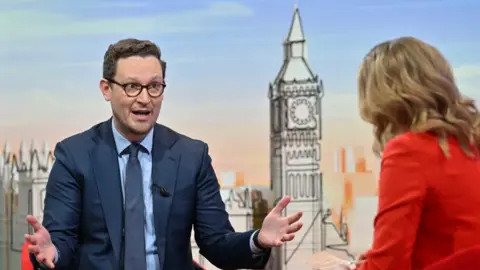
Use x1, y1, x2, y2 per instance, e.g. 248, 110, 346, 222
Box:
99, 79, 112, 101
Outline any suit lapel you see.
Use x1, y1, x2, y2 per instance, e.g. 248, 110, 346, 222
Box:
151, 124, 180, 268
90, 119, 124, 264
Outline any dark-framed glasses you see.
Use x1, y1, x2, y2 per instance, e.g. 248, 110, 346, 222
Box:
107, 78, 166, 98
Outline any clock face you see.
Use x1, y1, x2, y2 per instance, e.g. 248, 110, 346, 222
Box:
289, 98, 314, 125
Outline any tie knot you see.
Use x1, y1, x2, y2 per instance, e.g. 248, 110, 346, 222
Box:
126, 143, 143, 158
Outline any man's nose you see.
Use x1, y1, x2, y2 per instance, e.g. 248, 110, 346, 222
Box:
136, 87, 151, 103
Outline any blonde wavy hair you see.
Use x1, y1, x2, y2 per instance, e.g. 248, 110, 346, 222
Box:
358, 36, 480, 157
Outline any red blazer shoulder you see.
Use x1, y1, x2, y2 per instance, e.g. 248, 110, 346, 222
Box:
359, 132, 480, 270
383, 132, 441, 160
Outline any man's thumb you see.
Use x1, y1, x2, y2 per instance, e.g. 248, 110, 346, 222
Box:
26, 215, 44, 232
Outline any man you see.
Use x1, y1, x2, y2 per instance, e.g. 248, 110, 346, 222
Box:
25, 38, 303, 270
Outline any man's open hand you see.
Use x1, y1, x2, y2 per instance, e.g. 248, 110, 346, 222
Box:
24, 215, 56, 269
257, 196, 303, 248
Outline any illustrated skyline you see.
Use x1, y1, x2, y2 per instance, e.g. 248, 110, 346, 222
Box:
1, 0, 479, 184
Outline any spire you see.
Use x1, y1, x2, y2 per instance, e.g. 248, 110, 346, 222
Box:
30, 139, 38, 152
3, 141, 11, 158
0, 155, 4, 175
271, 4, 315, 86
41, 141, 51, 168
20, 140, 28, 163
42, 141, 50, 155
285, 4, 305, 43
282, 5, 308, 60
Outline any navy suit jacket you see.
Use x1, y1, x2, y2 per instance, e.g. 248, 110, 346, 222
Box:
31, 119, 270, 270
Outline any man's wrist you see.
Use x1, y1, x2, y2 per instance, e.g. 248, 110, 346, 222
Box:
53, 245, 59, 263
252, 230, 268, 250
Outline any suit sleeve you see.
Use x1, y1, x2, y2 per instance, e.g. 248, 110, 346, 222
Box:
193, 143, 270, 269
30, 141, 82, 270
358, 139, 427, 270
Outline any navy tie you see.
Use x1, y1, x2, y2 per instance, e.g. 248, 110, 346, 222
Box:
124, 143, 147, 270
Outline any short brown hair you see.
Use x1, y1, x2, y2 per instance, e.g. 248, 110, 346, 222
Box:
358, 36, 480, 157
102, 38, 166, 79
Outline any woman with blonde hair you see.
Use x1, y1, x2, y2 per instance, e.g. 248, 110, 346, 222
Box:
354, 36, 480, 270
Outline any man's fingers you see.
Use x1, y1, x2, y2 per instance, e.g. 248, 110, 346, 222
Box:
24, 234, 37, 245
273, 240, 283, 247
44, 259, 55, 269
281, 233, 295, 242
286, 221, 303, 234
28, 245, 41, 255
273, 196, 291, 214
25, 217, 55, 268
35, 252, 55, 269
26, 215, 44, 232
286, 211, 302, 224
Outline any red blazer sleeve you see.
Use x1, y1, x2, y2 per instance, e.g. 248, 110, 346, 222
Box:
358, 137, 428, 270
22, 242, 34, 270
423, 245, 480, 270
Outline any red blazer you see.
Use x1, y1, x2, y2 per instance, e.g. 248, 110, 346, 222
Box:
422, 245, 480, 270
358, 132, 480, 270
22, 242, 33, 270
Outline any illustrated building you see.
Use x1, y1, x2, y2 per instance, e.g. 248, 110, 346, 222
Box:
190, 171, 273, 270
332, 146, 378, 254
0, 5, 377, 270
0, 140, 52, 270
268, 5, 325, 269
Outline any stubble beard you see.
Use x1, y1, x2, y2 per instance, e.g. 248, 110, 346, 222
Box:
112, 111, 152, 141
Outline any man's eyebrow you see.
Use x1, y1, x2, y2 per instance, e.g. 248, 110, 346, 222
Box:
123, 76, 138, 82
151, 76, 164, 81
120, 76, 164, 83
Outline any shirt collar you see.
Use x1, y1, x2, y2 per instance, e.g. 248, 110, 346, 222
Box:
111, 119, 154, 155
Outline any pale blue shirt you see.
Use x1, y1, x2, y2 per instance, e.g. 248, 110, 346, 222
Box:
52, 121, 261, 269
111, 121, 158, 270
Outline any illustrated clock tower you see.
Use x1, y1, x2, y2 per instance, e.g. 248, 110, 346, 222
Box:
268, 5, 324, 270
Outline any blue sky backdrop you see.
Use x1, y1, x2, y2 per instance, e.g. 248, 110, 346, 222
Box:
2, 0, 479, 100
0, 0, 479, 181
